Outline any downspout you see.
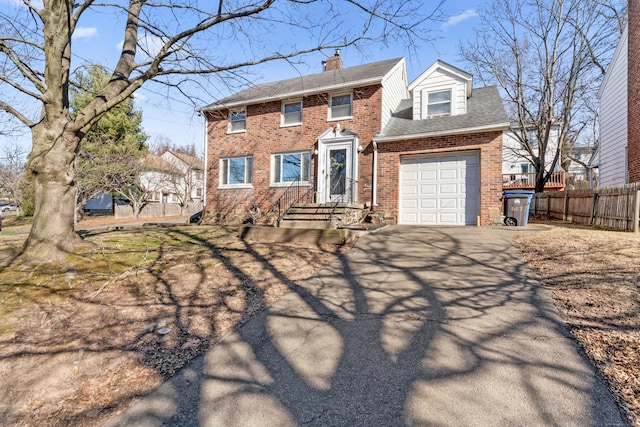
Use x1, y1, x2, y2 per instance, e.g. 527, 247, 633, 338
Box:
202, 112, 208, 211
372, 140, 378, 207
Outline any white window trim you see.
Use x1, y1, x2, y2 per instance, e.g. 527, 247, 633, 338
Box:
228, 108, 247, 134
219, 156, 253, 189
270, 150, 312, 187
425, 88, 452, 118
328, 92, 353, 121
280, 99, 303, 127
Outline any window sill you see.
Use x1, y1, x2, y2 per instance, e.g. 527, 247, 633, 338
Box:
270, 181, 311, 188
327, 116, 353, 122
280, 122, 302, 128
226, 129, 246, 135
219, 184, 253, 190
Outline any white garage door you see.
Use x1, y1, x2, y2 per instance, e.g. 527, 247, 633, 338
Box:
399, 152, 480, 225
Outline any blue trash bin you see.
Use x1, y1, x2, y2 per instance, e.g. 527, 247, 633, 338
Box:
502, 190, 534, 226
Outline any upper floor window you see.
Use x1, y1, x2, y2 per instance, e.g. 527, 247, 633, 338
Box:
272, 151, 311, 185
282, 101, 302, 126
329, 93, 352, 120
229, 109, 246, 133
220, 156, 253, 187
427, 89, 451, 116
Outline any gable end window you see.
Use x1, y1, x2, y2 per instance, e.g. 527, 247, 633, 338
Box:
329, 93, 352, 120
220, 156, 253, 187
426, 89, 451, 116
229, 109, 246, 133
272, 151, 311, 185
282, 101, 302, 126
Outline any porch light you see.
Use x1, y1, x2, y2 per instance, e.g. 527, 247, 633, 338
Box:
357, 144, 364, 152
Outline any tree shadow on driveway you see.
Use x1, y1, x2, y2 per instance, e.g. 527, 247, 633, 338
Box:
106, 226, 626, 427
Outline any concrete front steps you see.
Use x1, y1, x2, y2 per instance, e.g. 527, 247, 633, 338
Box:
279, 203, 366, 229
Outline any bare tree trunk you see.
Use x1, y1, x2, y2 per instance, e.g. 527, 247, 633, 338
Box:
22, 125, 87, 261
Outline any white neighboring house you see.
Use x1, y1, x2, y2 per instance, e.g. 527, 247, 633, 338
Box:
502, 123, 565, 190
159, 150, 205, 206
567, 146, 597, 183
597, 24, 628, 186
140, 151, 205, 213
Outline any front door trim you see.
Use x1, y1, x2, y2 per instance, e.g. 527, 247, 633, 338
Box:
316, 126, 359, 204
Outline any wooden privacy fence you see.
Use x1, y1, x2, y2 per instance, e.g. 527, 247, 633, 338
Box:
115, 202, 202, 219
532, 183, 640, 232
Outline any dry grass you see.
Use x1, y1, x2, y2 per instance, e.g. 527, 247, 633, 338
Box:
0, 218, 348, 426
516, 222, 640, 426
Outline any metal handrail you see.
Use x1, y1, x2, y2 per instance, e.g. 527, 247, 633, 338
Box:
328, 175, 357, 222
270, 178, 315, 221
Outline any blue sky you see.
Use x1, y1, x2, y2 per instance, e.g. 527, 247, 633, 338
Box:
1, 0, 482, 157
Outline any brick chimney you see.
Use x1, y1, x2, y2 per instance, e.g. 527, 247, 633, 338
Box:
628, 0, 640, 182
323, 49, 343, 72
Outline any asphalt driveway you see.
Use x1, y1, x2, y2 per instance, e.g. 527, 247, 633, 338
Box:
106, 225, 627, 426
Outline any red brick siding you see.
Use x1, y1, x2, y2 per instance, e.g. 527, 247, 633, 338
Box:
205, 85, 383, 223
375, 131, 503, 225
629, 0, 640, 182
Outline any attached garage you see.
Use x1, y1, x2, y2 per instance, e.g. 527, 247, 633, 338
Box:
399, 152, 480, 225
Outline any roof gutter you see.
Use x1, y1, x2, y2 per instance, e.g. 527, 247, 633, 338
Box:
373, 122, 511, 143
199, 76, 385, 112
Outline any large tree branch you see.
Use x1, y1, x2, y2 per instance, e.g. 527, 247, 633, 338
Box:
0, 100, 36, 127
0, 40, 46, 94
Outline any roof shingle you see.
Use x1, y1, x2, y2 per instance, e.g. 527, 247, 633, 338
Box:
200, 58, 403, 111
376, 86, 509, 140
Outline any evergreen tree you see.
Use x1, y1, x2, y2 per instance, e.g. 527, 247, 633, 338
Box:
70, 65, 149, 217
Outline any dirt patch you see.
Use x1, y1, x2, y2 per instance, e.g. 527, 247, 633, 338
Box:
516, 223, 640, 426
0, 217, 351, 426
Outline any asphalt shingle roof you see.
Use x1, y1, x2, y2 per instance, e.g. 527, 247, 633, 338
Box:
376, 85, 509, 140
200, 58, 403, 111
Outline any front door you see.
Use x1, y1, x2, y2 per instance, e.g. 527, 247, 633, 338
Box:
318, 141, 353, 203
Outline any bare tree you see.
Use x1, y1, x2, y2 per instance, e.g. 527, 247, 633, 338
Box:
149, 136, 199, 158
0, 141, 27, 206
100, 153, 151, 220
161, 151, 204, 215
1, 0, 443, 262
460, 0, 625, 192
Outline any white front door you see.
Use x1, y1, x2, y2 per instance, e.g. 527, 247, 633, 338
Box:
318, 141, 354, 203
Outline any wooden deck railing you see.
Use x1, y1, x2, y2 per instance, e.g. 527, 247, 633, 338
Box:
502, 171, 566, 190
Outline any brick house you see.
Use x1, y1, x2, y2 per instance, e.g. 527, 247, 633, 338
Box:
597, 0, 640, 186
200, 53, 509, 226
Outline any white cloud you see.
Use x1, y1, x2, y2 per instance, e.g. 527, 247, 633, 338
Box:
442, 9, 479, 31
72, 27, 98, 40
133, 92, 148, 102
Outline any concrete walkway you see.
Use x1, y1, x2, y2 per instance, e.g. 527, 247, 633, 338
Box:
106, 226, 627, 427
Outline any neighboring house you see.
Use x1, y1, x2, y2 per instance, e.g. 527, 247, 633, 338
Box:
159, 150, 205, 205
566, 146, 597, 183
200, 53, 509, 226
501, 123, 566, 190
598, 2, 640, 186
139, 154, 183, 204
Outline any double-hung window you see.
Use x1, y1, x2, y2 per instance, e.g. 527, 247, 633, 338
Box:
426, 89, 451, 116
329, 93, 352, 119
220, 156, 253, 187
229, 109, 246, 133
272, 151, 310, 185
281, 101, 302, 126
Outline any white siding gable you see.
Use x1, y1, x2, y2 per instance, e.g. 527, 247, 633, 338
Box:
598, 25, 628, 187
380, 58, 409, 130
408, 61, 472, 121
